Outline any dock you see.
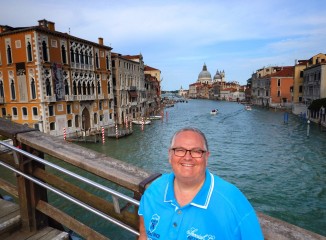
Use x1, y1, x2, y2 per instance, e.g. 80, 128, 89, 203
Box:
0, 198, 69, 240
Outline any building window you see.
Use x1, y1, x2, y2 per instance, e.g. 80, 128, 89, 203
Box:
22, 107, 28, 117
65, 79, 69, 95
0, 81, 4, 97
61, 45, 67, 64
27, 42, 32, 61
12, 107, 18, 117
32, 107, 38, 116
75, 115, 79, 127
97, 81, 101, 94
80, 50, 84, 64
73, 81, 77, 95
106, 55, 109, 69
67, 119, 72, 127
277, 79, 281, 87
299, 85, 303, 93
95, 52, 99, 68
112, 60, 115, 67
11, 80, 16, 100
277, 91, 280, 97
49, 105, 54, 116
78, 82, 82, 95
99, 101, 103, 110
2, 108, 6, 117
46, 78, 51, 96
75, 49, 79, 63
7, 45, 12, 64
299, 97, 302, 102
31, 78, 36, 99
42, 41, 48, 62
108, 82, 110, 94
85, 52, 89, 65
67, 104, 71, 114
70, 47, 74, 62
50, 122, 55, 130
94, 113, 98, 124
100, 114, 103, 121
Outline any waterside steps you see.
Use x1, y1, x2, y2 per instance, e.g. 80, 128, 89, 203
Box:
0, 118, 326, 240
0, 199, 69, 240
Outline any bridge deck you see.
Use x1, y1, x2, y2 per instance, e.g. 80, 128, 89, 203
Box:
0, 198, 69, 240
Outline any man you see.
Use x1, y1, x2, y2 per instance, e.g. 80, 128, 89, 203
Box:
138, 127, 263, 239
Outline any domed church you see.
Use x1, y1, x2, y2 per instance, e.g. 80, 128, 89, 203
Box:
197, 63, 212, 84
197, 63, 225, 84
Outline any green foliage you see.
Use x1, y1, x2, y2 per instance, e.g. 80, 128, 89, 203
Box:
308, 98, 326, 110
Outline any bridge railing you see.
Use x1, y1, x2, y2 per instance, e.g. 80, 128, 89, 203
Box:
0, 118, 160, 239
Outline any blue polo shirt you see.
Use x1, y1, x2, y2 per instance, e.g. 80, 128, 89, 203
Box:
138, 169, 263, 239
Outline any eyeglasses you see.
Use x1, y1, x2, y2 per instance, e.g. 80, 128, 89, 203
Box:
171, 148, 206, 158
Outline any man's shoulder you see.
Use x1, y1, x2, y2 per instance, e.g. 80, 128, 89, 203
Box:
211, 174, 244, 199
145, 173, 170, 192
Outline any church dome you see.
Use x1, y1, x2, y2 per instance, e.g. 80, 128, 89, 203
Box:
213, 69, 222, 80
198, 63, 212, 83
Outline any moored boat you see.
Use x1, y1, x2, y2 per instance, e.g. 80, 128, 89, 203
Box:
245, 105, 252, 111
132, 120, 151, 125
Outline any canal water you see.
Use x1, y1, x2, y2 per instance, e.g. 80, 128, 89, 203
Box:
1, 99, 325, 239
78, 99, 326, 239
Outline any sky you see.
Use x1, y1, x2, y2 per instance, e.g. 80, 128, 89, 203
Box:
1, 0, 326, 90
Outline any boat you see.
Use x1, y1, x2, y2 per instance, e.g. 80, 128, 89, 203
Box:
132, 120, 151, 125
210, 109, 218, 115
245, 105, 252, 111
148, 115, 162, 120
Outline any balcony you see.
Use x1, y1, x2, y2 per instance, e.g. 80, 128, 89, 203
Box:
45, 96, 56, 102
98, 94, 104, 100
65, 95, 75, 101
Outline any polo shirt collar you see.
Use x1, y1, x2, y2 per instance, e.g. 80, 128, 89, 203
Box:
164, 169, 214, 209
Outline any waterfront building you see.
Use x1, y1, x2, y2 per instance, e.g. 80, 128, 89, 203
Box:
302, 53, 326, 105
144, 73, 161, 116
178, 86, 188, 98
111, 53, 145, 124
0, 19, 114, 136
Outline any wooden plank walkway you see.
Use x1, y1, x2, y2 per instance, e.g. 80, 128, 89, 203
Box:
0, 198, 69, 240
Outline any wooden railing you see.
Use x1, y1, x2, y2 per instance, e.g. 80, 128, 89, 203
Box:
0, 118, 325, 240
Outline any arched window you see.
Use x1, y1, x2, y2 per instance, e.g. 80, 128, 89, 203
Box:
80, 50, 84, 64
73, 81, 77, 95
83, 82, 86, 95
85, 52, 89, 65
65, 79, 69, 95
11, 80, 16, 99
61, 45, 67, 64
94, 113, 98, 124
91, 82, 95, 95
46, 78, 51, 96
27, 42, 32, 62
75, 49, 79, 63
89, 53, 93, 65
108, 82, 110, 94
78, 81, 82, 95
42, 41, 48, 62
70, 47, 74, 62
0, 81, 4, 97
97, 81, 101, 94
87, 82, 91, 95
31, 78, 36, 99
7, 45, 12, 64
106, 55, 109, 69
95, 53, 99, 68
75, 115, 79, 128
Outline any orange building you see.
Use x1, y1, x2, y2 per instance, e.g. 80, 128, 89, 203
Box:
0, 19, 114, 136
269, 66, 294, 107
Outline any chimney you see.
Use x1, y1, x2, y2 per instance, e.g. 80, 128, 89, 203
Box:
98, 37, 103, 45
38, 19, 55, 31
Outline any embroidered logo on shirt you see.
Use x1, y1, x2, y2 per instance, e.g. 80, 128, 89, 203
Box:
186, 227, 215, 240
149, 214, 160, 233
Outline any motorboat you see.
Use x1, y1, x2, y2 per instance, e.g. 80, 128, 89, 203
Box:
210, 109, 218, 115
148, 115, 163, 120
245, 105, 252, 111
132, 120, 151, 125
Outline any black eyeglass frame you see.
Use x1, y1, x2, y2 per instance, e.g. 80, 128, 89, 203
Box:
170, 148, 207, 158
